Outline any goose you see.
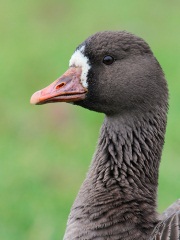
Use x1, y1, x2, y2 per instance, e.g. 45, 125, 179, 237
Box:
30, 31, 180, 240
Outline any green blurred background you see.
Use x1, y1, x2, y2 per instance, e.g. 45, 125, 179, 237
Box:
0, 0, 180, 239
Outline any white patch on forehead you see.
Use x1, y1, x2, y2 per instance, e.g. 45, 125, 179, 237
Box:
69, 45, 91, 88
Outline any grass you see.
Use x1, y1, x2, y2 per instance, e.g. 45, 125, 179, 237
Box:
0, 0, 180, 239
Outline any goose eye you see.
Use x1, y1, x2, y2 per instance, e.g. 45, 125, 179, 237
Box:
103, 55, 115, 65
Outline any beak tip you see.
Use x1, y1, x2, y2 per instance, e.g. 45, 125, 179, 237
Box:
30, 91, 41, 105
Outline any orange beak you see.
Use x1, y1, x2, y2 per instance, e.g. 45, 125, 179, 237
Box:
30, 67, 87, 105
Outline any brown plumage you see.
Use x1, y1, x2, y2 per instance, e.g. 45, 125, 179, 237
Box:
31, 31, 180, 239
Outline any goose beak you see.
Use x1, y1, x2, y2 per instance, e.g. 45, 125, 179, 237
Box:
30, 67, 87, 105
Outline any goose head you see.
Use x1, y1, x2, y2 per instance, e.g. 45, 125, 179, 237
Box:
30, 31, 168, 116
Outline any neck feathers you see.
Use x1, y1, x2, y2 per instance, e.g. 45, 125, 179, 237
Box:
64, 107, 167, 239
95, 109, 167, 190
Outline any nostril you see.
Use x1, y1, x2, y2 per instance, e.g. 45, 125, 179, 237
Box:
56, 82, 65, 90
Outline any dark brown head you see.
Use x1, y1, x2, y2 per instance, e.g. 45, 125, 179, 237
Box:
31, 31, 168, 116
